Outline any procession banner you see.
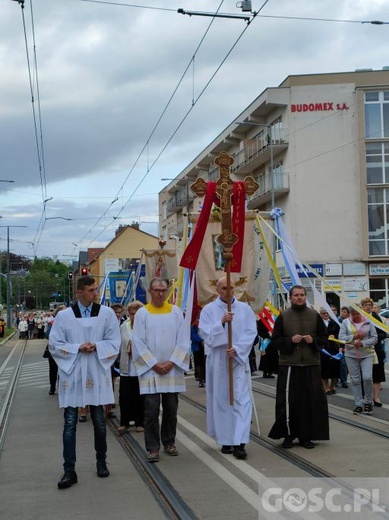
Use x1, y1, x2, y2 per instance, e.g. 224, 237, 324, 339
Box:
142, 249, 177, 300
194, 211, 271, 312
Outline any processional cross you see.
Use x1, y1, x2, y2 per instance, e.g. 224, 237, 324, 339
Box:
191, 151, 259, 404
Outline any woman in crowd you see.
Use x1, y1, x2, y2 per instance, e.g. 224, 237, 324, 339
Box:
45, 305, 66, 395
360, 298, 386, 407
117, 301, 145, 434
18, 315, 28, 339
319, 308, 340, 395
339, 306, 377, 415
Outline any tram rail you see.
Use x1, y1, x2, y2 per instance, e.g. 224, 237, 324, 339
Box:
108, 419, 197, 520
0, 338, 27, 455
251, 379, 389, 441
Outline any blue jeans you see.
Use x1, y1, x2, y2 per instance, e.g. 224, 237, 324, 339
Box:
63, 405, 107, 472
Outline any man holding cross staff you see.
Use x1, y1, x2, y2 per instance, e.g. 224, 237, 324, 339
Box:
181, 151, 258, 458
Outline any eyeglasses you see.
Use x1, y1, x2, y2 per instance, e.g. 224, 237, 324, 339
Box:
150, 288, 167, 294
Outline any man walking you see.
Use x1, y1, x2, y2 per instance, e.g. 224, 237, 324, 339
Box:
49, 275, 120, 488
268, 285, 329, 449
132, 277, 190, 462
199, 277, 257, 459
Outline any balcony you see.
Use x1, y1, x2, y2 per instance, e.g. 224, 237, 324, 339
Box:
247, 169, 290, 209
166, 188, 194, 216
207, 127, 288, 180
233, 127, 288, 175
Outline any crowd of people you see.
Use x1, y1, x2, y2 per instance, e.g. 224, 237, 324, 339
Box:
15, 311, 52, 340
9, 275, 386, 488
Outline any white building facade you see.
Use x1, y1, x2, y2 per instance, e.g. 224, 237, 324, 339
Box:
159, 69, 389, 310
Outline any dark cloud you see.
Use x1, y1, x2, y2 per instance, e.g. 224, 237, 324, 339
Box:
1, 0, 388, 257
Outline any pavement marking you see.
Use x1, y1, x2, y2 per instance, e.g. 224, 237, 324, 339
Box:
177, 417, 323, 520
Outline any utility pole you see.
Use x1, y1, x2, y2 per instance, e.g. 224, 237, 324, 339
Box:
0, 225, 27, 328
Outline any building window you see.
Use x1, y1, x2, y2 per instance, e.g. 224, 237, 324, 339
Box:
365, 91, 389, 139
366, 142, 389, 184
367, 187, 389, 255
369, 277, 389, 308
272, 161, 284, 190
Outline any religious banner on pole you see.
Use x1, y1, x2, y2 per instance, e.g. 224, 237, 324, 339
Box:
180, 151, 259, 405
142, 249, 177, 299
192, 211, 272, 312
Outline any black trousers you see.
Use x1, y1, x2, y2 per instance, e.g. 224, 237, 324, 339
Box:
48, 354, 58, 392
119, 376, 144, 427
143, 393, 178, 452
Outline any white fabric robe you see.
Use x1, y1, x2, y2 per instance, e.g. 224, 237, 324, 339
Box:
132, 304, 190, 394
49, 305, 120, 408
199, 297, 257, 446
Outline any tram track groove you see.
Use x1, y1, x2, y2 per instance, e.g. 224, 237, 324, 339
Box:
251, 380, 389, 440
108, 419, 197, 520
0, 339, 27, 456
178, 389, 389, 518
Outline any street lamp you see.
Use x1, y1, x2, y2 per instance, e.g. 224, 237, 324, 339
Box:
45, 217, 73, 221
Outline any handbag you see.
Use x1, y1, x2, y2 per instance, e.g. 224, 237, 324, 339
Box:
43, 345, 50, 359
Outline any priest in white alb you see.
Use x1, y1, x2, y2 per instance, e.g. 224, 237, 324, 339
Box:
199, 277, 257, 459
49, 275, 120, 489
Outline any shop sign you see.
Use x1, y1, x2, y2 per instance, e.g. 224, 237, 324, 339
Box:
369, 263, 389, 276
343, 278, 368, 291
323, 279, 342, 291
291, 102, 349, 113
325, 263, 342, 276
343, 263, 365, 276
295, 263, 324, 278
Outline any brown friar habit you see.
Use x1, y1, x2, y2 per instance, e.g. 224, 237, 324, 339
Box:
268, 304, 330, 441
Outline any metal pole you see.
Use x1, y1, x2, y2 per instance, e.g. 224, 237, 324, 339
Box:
0, 225, 28, 328
6, 227, 11, 328
269, 126, 276, 307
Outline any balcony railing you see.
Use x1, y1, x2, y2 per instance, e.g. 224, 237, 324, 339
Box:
166, 189, 194, 215
208, 127, 288, 179
247, 169, 290, 207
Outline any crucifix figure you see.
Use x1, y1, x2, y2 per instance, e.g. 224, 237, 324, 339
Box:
190, 151, 259, 404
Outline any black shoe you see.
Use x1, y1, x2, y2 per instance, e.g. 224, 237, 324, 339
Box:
58, 471, 78, 489
363, 403, 373, 415
299, 439, 315, 449
353, 406, 363, 414
232, 445, 247, 459
107, 411, 116, 418
97, 461, 110, 478
282, 437, 294, 449
341, 383, 349, 388
373, 400, 383, 407
49, 389, 55, 395
79, 415, 87, 423
199, 381, 205, 388
221, 445, 233, 454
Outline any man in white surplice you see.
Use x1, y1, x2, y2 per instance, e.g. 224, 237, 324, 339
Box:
199, 277, 257, 459
49, 275, 120, 489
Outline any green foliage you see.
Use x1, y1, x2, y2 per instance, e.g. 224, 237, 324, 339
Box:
0, 253, 72, 310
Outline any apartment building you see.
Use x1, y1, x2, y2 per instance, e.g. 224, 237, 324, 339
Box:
159, 69, 389, 309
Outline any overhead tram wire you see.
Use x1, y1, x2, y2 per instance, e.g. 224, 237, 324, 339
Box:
79, 0, 177, 12
13, 0, 50, 255
75, 0, 387, 250
74, 1, 227, 250
78, 0, 389, 25
82, 1, 272, 248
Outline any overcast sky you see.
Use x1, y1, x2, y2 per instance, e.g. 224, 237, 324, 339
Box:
1, 0, 388, 263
